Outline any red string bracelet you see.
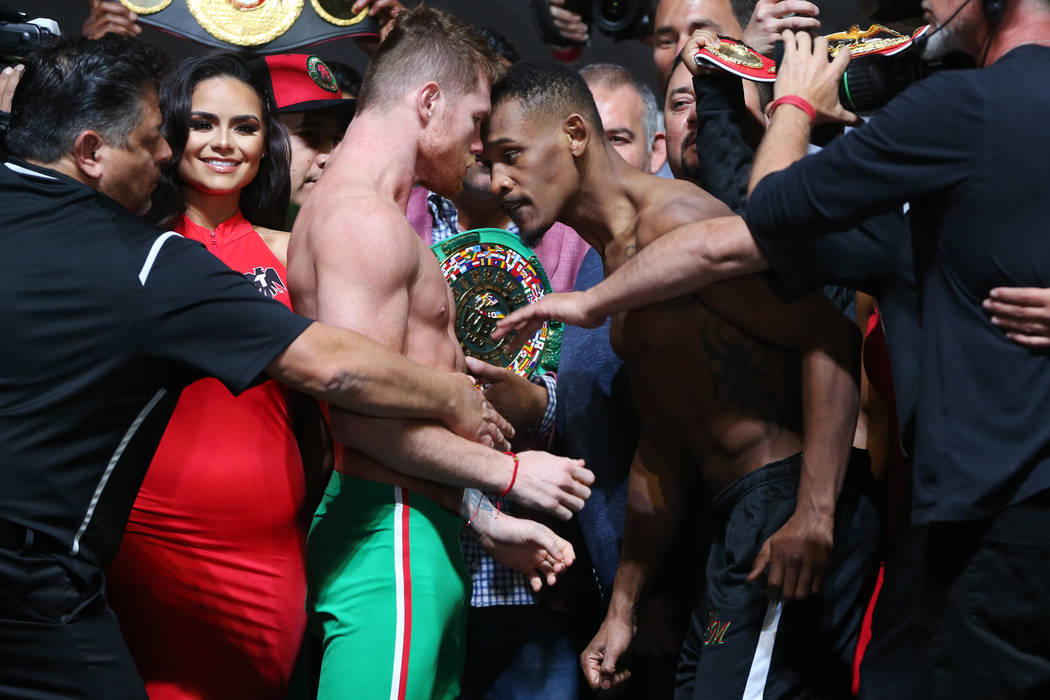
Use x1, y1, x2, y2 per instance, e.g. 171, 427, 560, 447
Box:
497, 451, 519, 513
765, 95, 817, 126
466, 496, 482, 528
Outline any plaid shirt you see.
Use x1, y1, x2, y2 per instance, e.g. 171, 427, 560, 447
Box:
462, 373, 557, 606
427, 193, 560, 606
427, 193, 462, 243
427, 191, 523, 241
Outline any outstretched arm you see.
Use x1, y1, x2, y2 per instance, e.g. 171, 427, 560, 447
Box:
335, 416, 592, 521
267, 323, 511, 447
581, 430, 696, 690
494, 215, 767, 341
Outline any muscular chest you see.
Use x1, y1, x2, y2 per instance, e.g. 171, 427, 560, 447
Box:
409, 252, 459, 334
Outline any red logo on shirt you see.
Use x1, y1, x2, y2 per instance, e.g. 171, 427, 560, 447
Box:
244, 267, 287, 299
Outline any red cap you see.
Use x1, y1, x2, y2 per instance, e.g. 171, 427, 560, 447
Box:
258, 54, 354, 117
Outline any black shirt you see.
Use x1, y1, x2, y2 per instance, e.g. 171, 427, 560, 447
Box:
751, 207, 918, 454
745, 46, 1050, 523
0, 160, 312, 566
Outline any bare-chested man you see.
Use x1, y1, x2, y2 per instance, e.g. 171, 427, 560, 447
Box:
287, 12, 594, 700
484, 59, 878, 699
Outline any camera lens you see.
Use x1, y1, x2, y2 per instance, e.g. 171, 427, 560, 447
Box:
599, 0, 628, 22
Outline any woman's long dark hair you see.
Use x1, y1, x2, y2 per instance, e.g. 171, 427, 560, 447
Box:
147, 53, 291, 230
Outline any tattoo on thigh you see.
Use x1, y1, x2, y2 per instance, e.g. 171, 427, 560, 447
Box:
701, 316, 785, 438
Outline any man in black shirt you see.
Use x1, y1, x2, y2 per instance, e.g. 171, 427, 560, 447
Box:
0, 36, 521, 698
498, 0, 1050, 695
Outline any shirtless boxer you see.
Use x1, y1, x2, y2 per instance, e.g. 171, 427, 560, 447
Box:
484, 59, 878, 699
287, 12, 593, 700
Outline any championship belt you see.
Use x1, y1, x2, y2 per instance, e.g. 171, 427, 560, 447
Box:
693, 25, 930, 82
826, 24, 931, 58
693, 37, 777, 82
117, 0, 378, 52
431, 229, 562, 379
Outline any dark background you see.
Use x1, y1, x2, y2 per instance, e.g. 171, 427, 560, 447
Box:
30, 0, 867, 92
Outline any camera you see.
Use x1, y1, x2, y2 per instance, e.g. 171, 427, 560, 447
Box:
837, 48, 974, 113
0, 7, 61, 66
531, 0, 652, 45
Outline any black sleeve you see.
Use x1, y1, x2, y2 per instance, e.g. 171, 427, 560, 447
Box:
750, 207, 911, 298
136, 236, 313, 394
693, 73, 755, 212
744, 70, 984, 241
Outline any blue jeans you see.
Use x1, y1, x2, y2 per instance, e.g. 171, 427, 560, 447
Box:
460, 604, 581, 700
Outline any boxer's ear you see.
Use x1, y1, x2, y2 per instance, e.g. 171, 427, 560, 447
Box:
72, 130, 105, 180
563, 114, 589, 156
416, 81, 440, 125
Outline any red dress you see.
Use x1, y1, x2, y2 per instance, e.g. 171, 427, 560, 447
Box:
107, 212, 307, 700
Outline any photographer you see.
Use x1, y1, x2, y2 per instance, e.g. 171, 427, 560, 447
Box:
500, 0, 1050, 695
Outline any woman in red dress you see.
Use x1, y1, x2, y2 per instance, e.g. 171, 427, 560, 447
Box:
106, 53, 320, 700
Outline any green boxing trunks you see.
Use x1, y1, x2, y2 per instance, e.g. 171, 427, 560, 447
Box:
307, 473, 470, 700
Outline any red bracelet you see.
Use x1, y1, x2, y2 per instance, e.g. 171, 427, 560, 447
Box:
765, 95, 817, 126
465, 497, 483, 528
500, 451, 519, 497
497, 451, 519, 513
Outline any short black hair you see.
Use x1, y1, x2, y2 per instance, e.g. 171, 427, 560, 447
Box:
148, 52, 291, 230
6, 34, 168, 164
491, 58, 604, 137
478, 27, 520, 65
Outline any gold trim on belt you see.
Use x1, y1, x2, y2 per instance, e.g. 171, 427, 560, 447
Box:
186, 0, 304, 46
117, 0, 173, 14
310, 0, 369, 26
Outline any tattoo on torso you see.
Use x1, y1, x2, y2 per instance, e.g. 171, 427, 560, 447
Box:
701, 315, 785, 440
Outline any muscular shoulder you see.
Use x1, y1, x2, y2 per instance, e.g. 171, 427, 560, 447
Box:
301, 193, 424, 295
637, 179, 732, 249
301, 194, 421, 259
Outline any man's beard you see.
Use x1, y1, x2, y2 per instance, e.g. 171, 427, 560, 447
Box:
922, 18, 967, 59
419, 129, 472, 198
672, 136, 702, 185
506, 201, 551, 247
423, 158, 468, 198
517, 222, 549, 248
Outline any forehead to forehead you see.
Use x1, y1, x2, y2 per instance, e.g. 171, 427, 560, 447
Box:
487, 96, 530, 137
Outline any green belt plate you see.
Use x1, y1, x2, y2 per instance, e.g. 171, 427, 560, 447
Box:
431, 228, 562, 377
